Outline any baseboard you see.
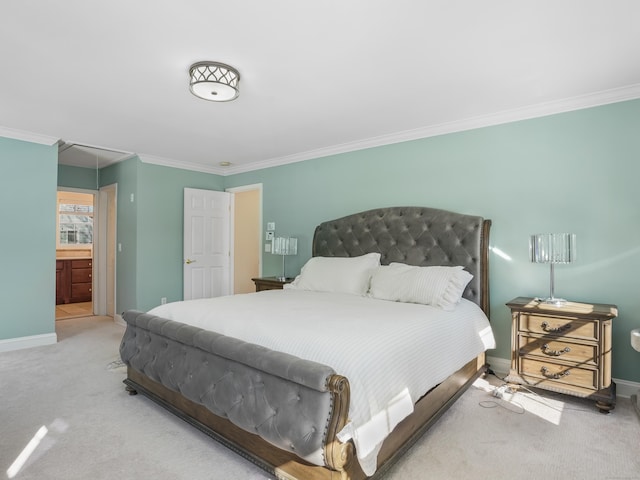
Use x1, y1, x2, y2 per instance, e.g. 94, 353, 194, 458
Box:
614, 379, 640, 399
486, 355, 510, 376
487, 355, 640, 399
114, 313, 125, 327
0, 333, 57, 353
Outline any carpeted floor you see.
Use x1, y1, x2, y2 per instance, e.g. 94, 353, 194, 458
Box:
1, 316, 638, 480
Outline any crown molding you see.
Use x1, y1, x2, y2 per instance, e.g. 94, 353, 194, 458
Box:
0, 126, 59, 146
223, 83, 640, 176
4, 83, 640, 176
138, 154, 227, 175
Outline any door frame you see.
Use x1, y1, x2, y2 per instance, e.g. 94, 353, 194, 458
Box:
94, 183, 117, 318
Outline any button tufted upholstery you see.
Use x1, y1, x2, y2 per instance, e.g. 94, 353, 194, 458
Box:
120, 310, 336, 465
312, 206, 488, 308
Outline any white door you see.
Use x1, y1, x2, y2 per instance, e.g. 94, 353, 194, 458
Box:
183, 188, 231, 300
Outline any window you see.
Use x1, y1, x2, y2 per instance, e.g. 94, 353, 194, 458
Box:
57, 192, 94, 248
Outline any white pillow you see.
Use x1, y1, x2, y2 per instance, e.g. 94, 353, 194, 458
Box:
369, 263, 473, 310
285, 252, 381, 296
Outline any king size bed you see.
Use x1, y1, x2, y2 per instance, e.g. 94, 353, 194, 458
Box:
119, 206, 494, 479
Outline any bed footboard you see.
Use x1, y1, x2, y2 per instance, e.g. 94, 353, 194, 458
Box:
119, 310, 352, 472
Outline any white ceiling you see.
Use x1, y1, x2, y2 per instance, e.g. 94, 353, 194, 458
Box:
2, 1, 640, 175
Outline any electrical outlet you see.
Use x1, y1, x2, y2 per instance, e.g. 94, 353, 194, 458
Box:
161, 297, 167, 305
265, 243, 271, 253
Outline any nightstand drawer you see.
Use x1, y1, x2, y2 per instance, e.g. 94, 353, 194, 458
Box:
519, 357, 598, 391
518, 336, 597, 366
518, 314, 598, 342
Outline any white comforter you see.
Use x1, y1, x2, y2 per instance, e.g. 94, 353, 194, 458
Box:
148, 289, 495, 475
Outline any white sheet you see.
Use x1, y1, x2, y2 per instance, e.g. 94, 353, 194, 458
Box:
148, 290, 495, 475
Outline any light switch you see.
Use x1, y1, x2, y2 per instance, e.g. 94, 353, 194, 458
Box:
267, 222, 275, 231
266, 231, 274, 240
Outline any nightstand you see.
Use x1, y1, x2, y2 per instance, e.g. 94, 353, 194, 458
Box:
251, 276, 293, 292
505, 296, 618, 413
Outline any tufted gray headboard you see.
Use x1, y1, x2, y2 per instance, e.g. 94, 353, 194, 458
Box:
312, 206, 491, 315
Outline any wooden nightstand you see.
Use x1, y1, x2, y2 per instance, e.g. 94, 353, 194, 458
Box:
505, 296, 617, 413
251, 276, 293, 292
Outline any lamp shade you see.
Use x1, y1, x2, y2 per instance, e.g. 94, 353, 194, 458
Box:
530, 233, 576, 264
273, 237, 297, 256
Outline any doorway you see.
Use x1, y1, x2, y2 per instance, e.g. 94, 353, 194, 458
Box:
227, 184, 262, 294
55, 190, 95, 320
54, 185, 117, 321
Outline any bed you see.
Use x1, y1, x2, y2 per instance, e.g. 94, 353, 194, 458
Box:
119, 206, 493, 479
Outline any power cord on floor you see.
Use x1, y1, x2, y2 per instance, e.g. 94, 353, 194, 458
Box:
477, 367, 526, 413
482, 365, 595, 414
480, 384, 526, 414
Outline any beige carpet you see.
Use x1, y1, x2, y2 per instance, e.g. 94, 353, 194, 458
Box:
1, 316, 638, 480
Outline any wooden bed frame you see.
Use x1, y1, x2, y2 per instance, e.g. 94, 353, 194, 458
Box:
121, 206, 492, 480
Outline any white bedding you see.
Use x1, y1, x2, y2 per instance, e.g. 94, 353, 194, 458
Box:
148, 289, 495, 475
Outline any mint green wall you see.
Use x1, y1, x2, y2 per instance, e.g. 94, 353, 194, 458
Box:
100, 157, 139, 316
0, 137, 57, 339
136, 161, 224, 311
58, 164, 98, 190
225, 99, 640, 383
100, 158, 224, 314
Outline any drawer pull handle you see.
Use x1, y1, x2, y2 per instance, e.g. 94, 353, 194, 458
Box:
541, 366, 570, 379
541, 344, 571, 356
540, 321, 571, 334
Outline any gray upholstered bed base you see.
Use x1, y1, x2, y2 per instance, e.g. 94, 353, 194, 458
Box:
120, 310, 345, 466
119, 206, 491, 479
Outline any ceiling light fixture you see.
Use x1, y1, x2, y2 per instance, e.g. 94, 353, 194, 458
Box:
189, 61, 240, 102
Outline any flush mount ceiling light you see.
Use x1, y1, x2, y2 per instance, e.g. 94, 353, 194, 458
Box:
189, 61, 240, 102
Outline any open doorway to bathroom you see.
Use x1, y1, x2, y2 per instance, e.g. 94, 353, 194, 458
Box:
55, 190, 94, 320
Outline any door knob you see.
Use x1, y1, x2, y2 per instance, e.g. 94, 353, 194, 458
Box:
185, 258, 196, 264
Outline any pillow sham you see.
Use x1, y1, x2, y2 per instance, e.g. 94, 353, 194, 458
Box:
369, 263, 473, 310
285, 252, 381, 296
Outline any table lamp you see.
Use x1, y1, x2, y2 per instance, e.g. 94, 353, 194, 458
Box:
530, 233, 576, 306
273, 236, 297, 281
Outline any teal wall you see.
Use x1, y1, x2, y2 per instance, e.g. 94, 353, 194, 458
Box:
99, 158, 224, 314
136, 161, 224, 311
0, 137, 57, 340
100, 158, 139, 316
58, 164, 99, 190
225, 99, 640, 383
